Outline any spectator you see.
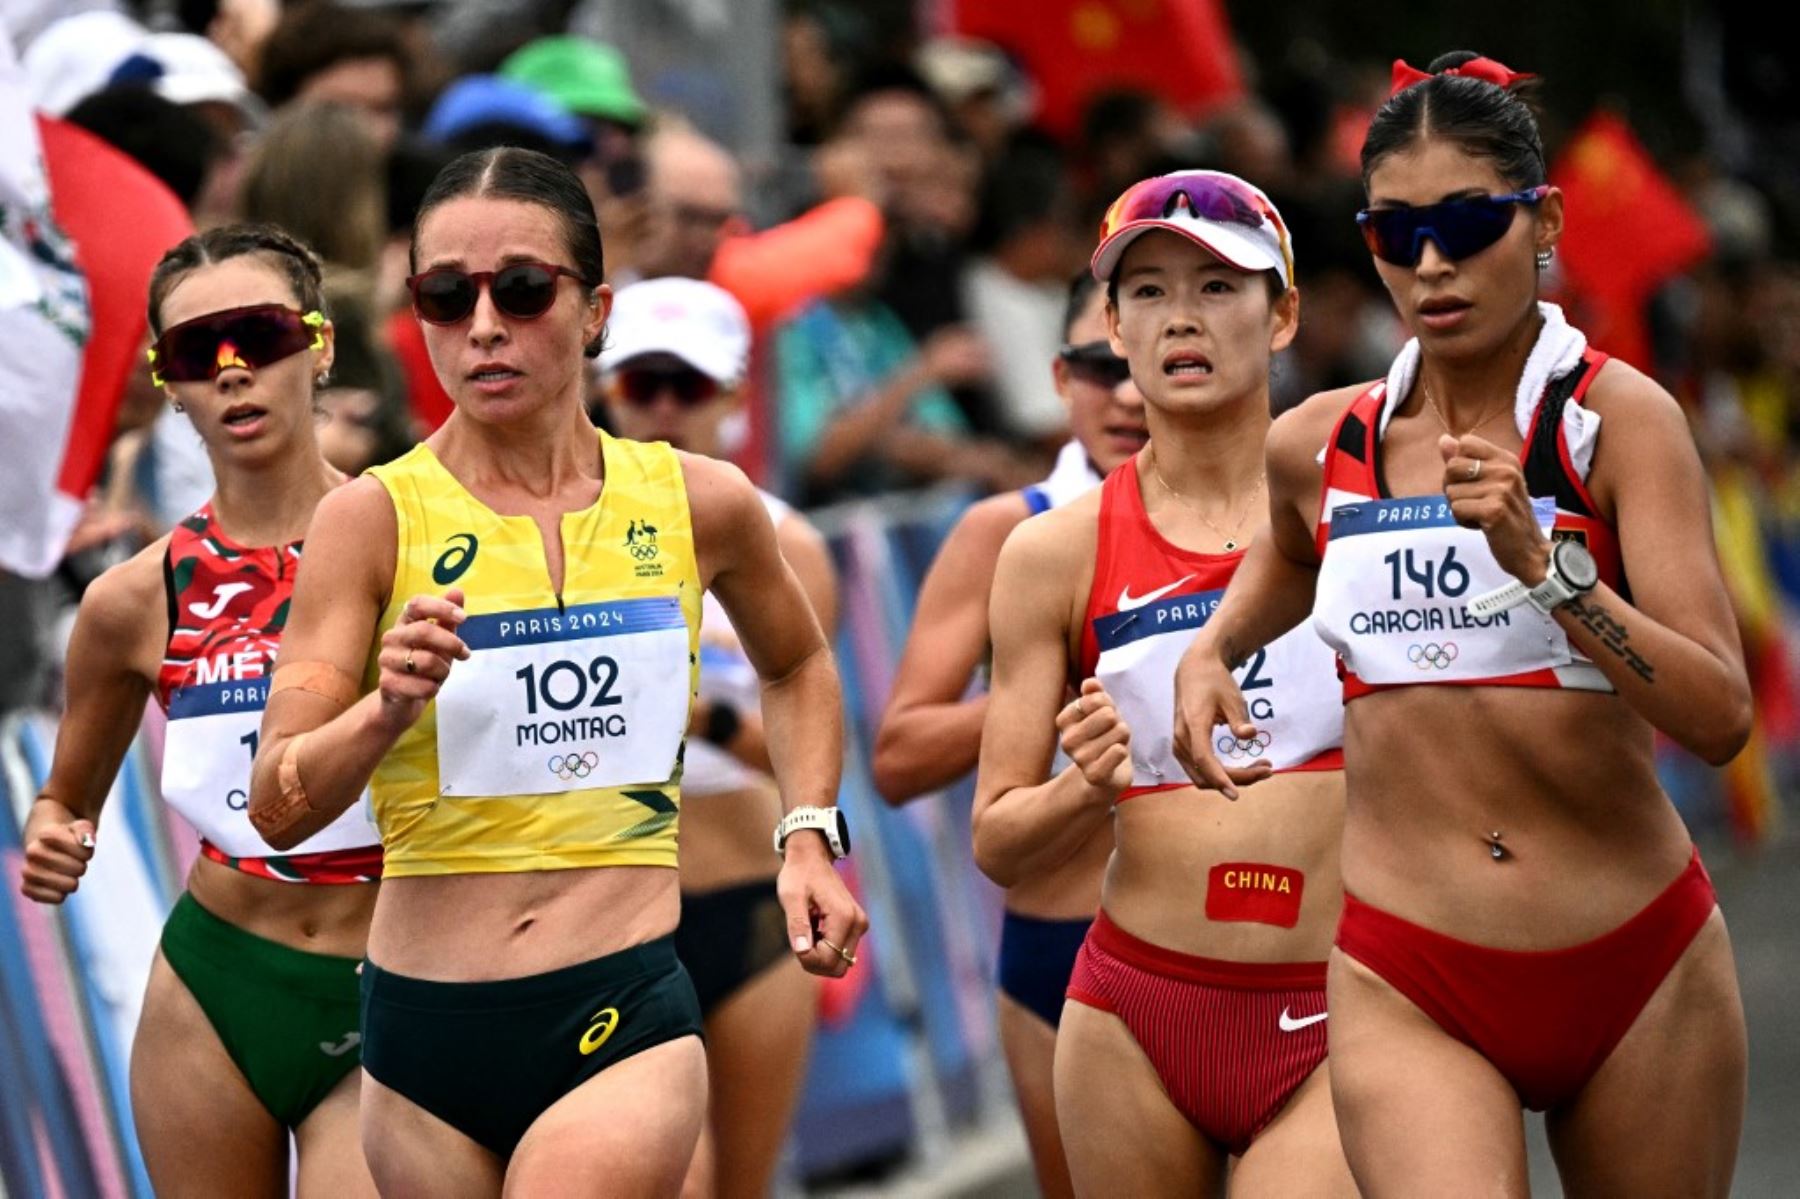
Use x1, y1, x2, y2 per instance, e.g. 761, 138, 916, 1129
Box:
64, 86, 224, 211
238, 101, 387, 280
422, 74, 592, 164
169, 0, 279, 82
638, 122, 885, 333
963, 134, 1085, 445
256, 1, 406, 148
500, 36, 651, 275
839, 65, 1001, 432
915, 37, 1033, 163
775, 287, 1032, 503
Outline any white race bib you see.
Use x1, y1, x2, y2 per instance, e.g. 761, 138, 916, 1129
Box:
1094, 586, 1344, 783
435, 596, 691, 797
1313, 495, 1603, 688
163, 679, 380, 857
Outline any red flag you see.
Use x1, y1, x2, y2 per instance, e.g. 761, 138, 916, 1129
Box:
1549, 111, 1710, 370
38, 116, 193, 518
953, 0, 1242, 137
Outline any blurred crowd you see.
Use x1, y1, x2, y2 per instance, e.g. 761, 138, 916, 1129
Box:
6, 1, 1800, 827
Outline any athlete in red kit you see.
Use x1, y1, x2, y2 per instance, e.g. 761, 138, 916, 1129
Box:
975, 171, 1355, 1196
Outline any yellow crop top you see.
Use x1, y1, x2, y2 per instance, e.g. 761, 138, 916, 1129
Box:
364, 430, 701, 876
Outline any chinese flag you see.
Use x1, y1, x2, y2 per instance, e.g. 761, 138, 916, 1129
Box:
953, 0, 1243, 137
1550, 111, 1710, 371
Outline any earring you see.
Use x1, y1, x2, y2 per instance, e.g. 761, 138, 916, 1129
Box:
1536, 248, 1554, 271
172, 400, 184, 413
315, 370, 331, 387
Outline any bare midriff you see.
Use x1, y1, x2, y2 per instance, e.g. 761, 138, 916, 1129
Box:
1105, 770, 1345, 961
1341, 684, 1692, 949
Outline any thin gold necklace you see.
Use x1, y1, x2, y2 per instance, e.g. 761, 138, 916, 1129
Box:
1146, 450, 1265, 552
1422, 383, 1512, 439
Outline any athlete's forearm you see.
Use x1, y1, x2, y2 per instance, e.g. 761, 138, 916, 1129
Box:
1553, 584, 1752, 764
249, 694, 399, 850
972, 769, 1113, 889
1194, 535, 1319, 669
758, 646, 845, 813
872, 694, 987, 805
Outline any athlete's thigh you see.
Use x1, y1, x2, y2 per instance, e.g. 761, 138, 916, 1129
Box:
679, 1118, 716, 1199
130, 950, 287, 1199
294, 1068, 377, 1199
998, 993, 1074, 1199
699, 959, 817, 1199
506, 1035, 708, 1199
1327, 949, 1528, 1199
1054, 1000, 1221, 1199
1545, 911, 1745, 1199
1228, 1062, 1357, 1198
359, 1073, 504, 1199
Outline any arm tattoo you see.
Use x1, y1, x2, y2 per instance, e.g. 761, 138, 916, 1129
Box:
1564, 598, 1656, 684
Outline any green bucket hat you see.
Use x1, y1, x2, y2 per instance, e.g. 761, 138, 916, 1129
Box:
499, 36, 647, 125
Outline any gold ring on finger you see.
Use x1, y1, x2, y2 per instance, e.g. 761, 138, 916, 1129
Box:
1468, 459, 1482, 481
817, 935, 856, 966
403, 650, 417, 674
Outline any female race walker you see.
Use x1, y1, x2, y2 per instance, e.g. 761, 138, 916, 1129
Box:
976, 170, 1356, 1197
1173, 55, 1749, 1197
247, 148, 866, 1198
598, 276, 834, 1199
21, 225, 381, 1197
873, 270, 1145, 1198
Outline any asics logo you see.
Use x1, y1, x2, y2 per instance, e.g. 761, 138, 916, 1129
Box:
432, 533, 479, 586
1118, 575, 1195, 611
189, 582, 254, 620
1408, 642, 1459, 670
320, 1032, 361, 1057
548, 752, 598, 780
578, 1007, 620, 1056
1216, 731, 1272, 759
1278, 1008, 1327, 1033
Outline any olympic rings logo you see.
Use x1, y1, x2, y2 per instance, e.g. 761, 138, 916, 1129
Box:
548, 752, 599, 780
1408, 642, 1459, 670
1216, 731, 1272, 759
629, 544, 659, 561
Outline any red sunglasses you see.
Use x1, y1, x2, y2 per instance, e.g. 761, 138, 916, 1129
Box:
149, 304, 324, 386
406, 261, 587, 325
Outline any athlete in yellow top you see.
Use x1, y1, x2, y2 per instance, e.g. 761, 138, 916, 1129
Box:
247, 147, 865, 1198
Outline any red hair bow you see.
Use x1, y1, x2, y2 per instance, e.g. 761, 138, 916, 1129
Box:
1390, 57, 1535, 96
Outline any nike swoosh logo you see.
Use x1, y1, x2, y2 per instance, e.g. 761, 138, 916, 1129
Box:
320, 1032, 361, 1057
1118, 575, 1195, 611
1278, 1008, 1328, 1032
189, 582, 254, 620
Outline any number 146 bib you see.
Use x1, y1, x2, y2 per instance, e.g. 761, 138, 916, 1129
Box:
435, 596, 690, 797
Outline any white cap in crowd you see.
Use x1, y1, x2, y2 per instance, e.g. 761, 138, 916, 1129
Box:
601, 277, 751, 386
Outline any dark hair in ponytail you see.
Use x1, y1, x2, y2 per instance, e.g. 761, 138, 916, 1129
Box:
148, 223, 327, 335
411, 147, 607, 356
1360, 51, 1546, 195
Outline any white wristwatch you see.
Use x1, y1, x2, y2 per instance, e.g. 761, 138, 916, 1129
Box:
1466, 539, 1599, 617
773, 806, 851, 860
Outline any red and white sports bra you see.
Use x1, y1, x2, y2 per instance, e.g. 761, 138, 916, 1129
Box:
1311, 340, 1626, 701
1081, 459, 1344, 800
160, 505, 382, 884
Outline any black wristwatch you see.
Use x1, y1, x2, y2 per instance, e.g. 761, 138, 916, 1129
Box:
701, 699, 742, 746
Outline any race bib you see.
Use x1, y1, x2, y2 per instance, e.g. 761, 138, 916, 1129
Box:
435, 596, 690, 797
1315, 496, 1574, 684
1094, 587, 1343, 783
163, 679, 379, 857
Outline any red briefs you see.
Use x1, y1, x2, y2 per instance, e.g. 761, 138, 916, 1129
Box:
1066, 910, 1329, 1155
1335, 847, 1716, 1111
